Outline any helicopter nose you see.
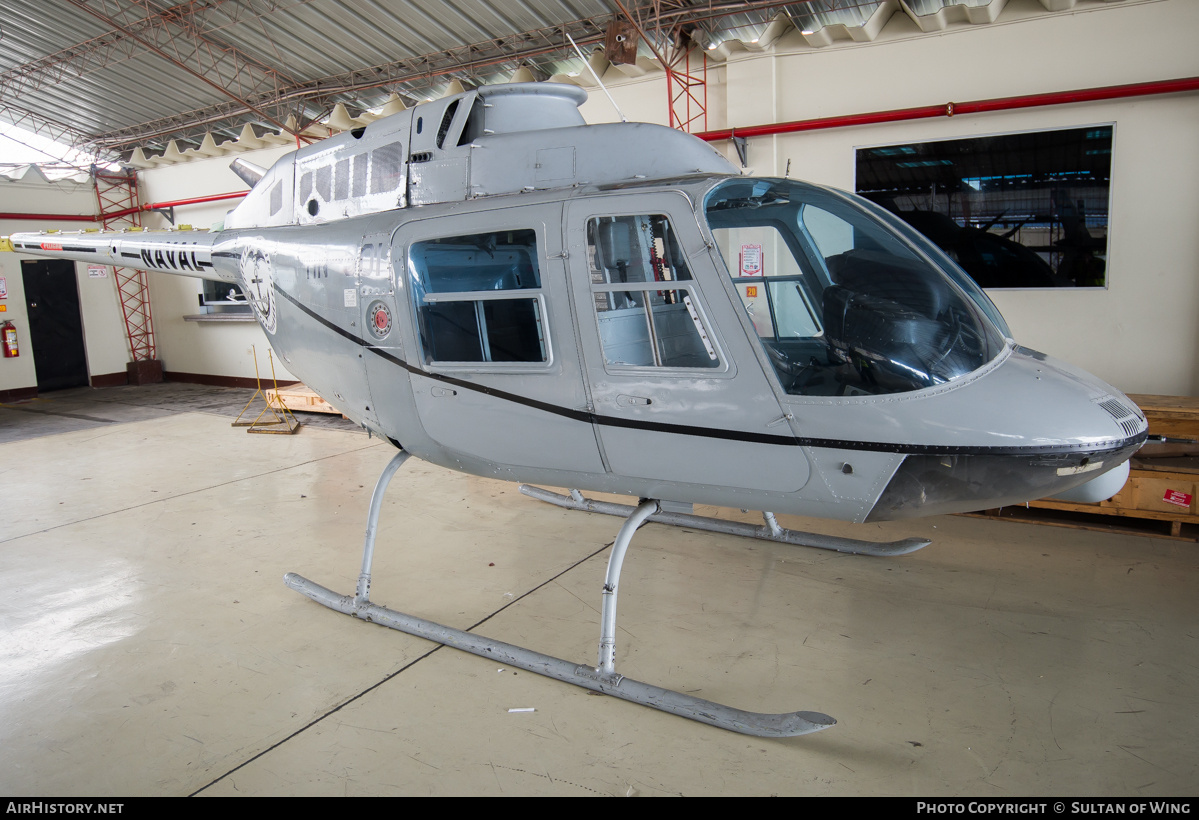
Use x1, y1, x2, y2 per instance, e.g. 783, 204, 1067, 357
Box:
865, 346, 1147, 522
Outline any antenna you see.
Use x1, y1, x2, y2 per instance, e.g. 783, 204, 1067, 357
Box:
567, 34, 626, 123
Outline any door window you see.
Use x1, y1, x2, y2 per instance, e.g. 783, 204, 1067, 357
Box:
586, 215, 719, 369
408, 228, 547, 365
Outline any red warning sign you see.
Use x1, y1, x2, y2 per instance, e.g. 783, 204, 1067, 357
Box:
739, 244, 763, 276
40, 242, 63, 251
1162, 489, 1193, 508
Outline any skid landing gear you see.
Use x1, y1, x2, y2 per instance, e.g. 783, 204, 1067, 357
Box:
519, 485, 931, 557
284, 451, 836, 737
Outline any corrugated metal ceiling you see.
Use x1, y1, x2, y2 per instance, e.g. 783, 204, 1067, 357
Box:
0, 0, 1128, 163
1, 0, 623, 156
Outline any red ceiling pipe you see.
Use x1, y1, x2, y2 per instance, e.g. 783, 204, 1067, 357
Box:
102, 190, 248, 220
696, 77, 1199, 143
0, 191, 248, 224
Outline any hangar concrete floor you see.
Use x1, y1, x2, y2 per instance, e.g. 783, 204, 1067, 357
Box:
1, 384, 1196, 796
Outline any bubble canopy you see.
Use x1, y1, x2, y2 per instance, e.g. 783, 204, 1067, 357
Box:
703, 178, 1009, 397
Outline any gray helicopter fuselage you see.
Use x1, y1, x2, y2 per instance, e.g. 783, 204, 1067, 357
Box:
204, 173, 1143, 523
9, 84, 1146, 523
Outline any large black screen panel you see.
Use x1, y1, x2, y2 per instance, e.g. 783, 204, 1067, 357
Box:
856, 126, 1112, 289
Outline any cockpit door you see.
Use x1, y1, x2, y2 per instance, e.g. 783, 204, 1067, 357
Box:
565, 193, 810, 494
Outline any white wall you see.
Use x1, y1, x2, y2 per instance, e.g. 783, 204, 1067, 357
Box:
0, 175, 129, 395
581, 0, 1199, 395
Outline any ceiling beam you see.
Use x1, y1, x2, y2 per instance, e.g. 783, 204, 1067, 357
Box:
0, 0, 305, 103
0, 101, 121, 161
62, 0, 296, 136
9, 0, 822, 154
93, 14, 618, 149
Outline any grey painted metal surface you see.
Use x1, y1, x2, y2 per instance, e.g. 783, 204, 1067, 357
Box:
9, 83, 1149, 735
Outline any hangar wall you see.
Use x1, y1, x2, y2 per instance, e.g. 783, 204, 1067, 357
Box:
580, 0, 1199, 395
0, 177, 130, 399
0, 154, 299, 398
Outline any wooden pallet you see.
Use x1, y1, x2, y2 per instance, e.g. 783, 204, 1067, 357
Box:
969, 505, 1199, 542
265, 383, 341, 415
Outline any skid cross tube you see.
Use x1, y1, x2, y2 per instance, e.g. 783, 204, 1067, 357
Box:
519, 485, 931, 557
284, 450, 836, 737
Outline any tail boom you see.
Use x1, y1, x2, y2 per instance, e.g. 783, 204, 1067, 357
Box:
8, 229, 234, 282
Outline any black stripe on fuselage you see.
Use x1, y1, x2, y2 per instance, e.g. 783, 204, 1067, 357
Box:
273, 286, 1145, 458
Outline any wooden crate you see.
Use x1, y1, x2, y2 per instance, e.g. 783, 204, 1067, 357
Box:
265, 384, 341, 415
1125, 393, 1199, 438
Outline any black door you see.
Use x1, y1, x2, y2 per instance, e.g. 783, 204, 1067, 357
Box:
22, 260, 89, 392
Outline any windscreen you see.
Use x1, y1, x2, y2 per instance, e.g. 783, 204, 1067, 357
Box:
705, 178, 1006, 397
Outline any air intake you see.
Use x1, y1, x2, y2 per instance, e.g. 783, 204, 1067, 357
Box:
1096, 396, 1146, 439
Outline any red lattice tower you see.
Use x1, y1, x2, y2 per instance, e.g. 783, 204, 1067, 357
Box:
94, 168, 156, 363
667, 45, 707, 134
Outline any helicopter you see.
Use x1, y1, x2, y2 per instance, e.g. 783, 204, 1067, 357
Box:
8, 83, 1147, 737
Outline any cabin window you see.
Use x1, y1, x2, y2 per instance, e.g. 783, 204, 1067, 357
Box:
586, 215, 719, 369
409, 228, 547, 365
269, 181, 283, 216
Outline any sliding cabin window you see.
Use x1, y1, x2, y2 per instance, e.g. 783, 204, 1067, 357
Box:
409, 229, 548, 365
586, 215, 719, 369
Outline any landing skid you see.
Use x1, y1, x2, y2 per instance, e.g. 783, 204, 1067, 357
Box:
519, 485, 932, 557
284, 451, 836, 737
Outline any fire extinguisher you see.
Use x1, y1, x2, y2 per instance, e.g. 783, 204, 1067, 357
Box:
2, 321, 18, 358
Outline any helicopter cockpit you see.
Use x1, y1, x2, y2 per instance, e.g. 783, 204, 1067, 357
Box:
704, 178, 1010, 397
